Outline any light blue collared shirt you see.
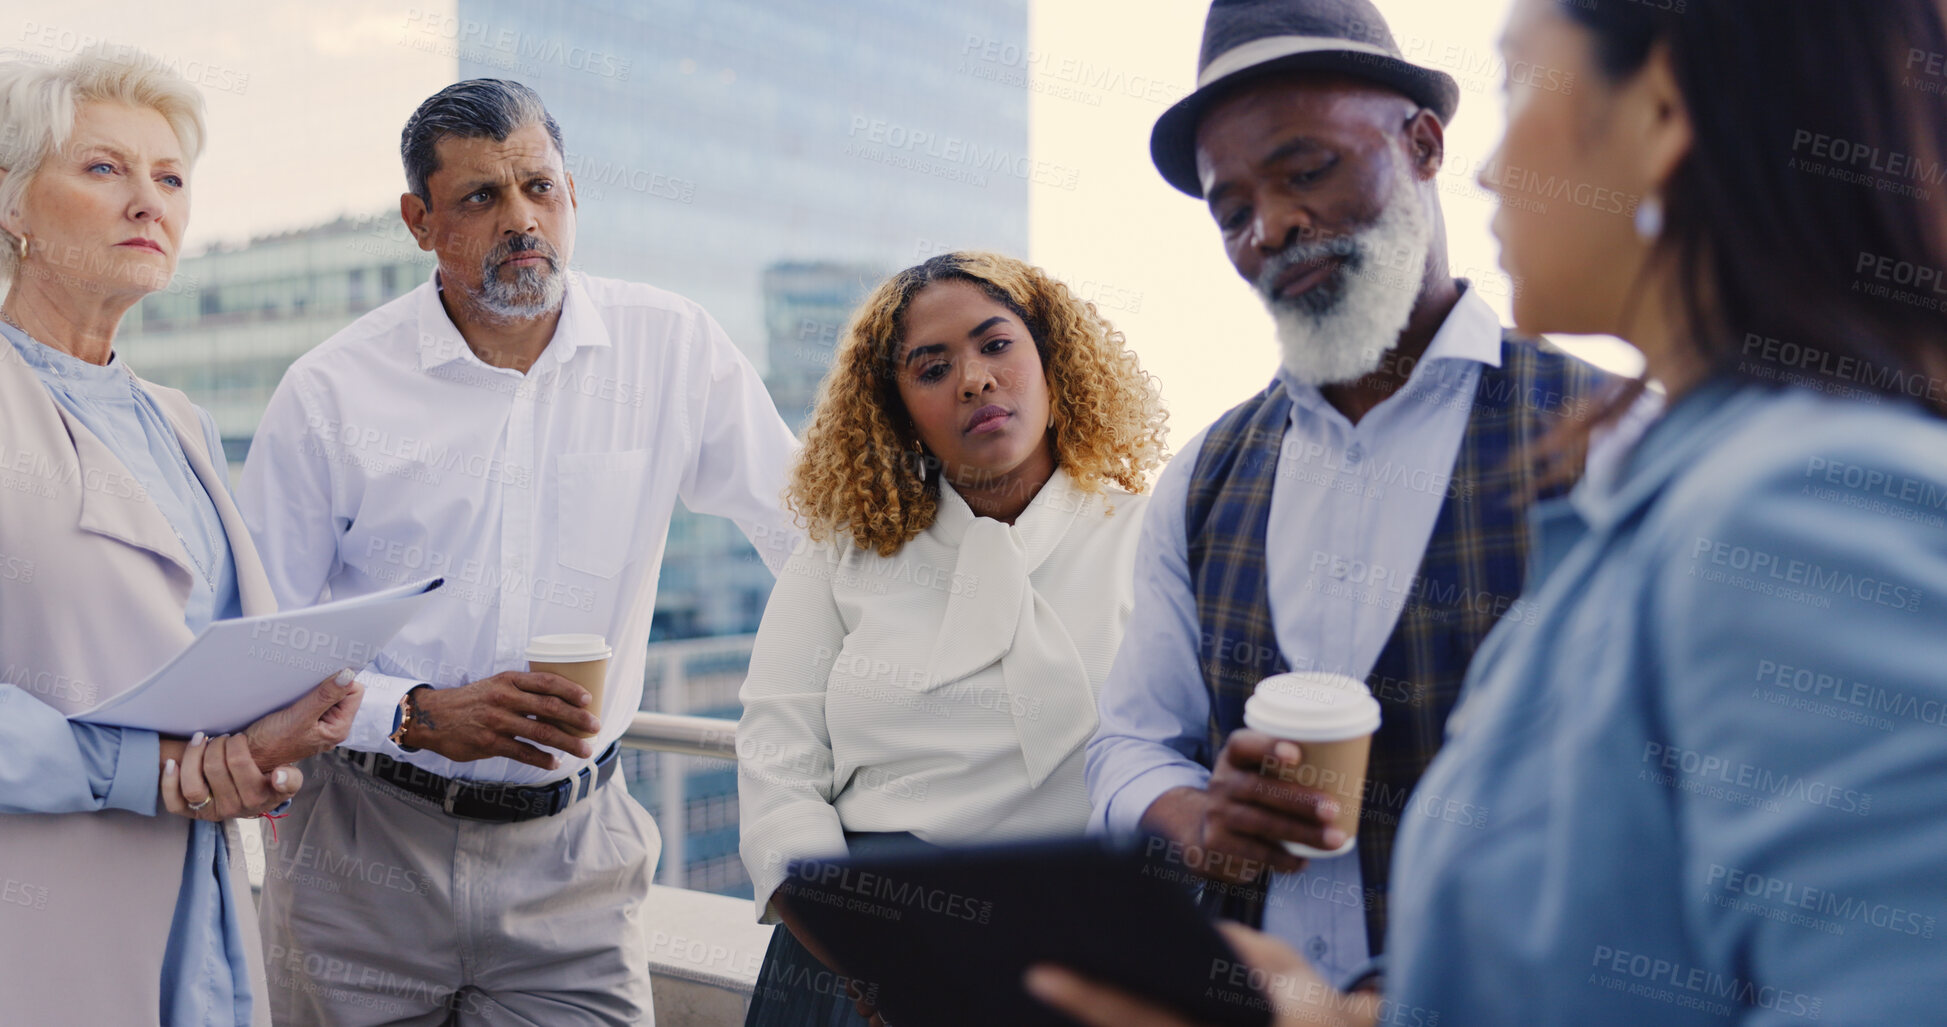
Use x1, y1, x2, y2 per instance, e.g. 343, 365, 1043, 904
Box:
1, 324, 251, 1026
1085, 287, 1505, 980
1387, 379, 1947, 1023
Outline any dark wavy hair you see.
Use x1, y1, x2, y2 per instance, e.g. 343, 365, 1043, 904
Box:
1559, 0, 1947, 418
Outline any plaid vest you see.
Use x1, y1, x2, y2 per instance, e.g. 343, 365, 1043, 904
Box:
1185, 333, 1617, 950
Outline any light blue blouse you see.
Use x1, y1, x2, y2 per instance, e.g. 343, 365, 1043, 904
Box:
0, 323, 252, 1026
1386, 378, 1947, 1024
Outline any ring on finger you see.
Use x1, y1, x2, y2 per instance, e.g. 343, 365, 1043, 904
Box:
188, 796, 213, 811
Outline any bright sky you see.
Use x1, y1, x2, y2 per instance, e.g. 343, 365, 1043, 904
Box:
2, 0, 1640, 448
3, 2, 452, 246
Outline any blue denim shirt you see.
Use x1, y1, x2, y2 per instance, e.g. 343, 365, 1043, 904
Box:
1, 323, 251, 1025
1385, 379, 1947, 1024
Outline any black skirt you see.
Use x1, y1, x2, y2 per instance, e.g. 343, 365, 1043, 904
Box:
743, 832, 938, 1027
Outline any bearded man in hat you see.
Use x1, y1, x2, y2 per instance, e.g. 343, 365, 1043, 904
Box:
1086, 0, 1626, 980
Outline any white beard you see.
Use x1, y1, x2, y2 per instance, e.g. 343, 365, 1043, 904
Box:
1257, 175, 1434, 387
477, 260, 566, 320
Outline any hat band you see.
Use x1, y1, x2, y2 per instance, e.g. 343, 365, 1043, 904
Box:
1198, 35, 1403, 89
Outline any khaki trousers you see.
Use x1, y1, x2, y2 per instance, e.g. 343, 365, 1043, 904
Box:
258, 750, 660, 1025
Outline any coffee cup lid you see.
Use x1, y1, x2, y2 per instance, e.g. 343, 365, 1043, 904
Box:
525, 633, 612, 661
1243, 672, 1381, 741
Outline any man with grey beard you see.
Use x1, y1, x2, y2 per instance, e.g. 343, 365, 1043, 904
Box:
239, 79, 800, 1024
1085, 0, 1621, 985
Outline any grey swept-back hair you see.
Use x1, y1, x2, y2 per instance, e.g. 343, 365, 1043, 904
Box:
400, 78, 563, 203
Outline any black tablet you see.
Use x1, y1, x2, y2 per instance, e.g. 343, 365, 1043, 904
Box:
776, 836, 1274, 1027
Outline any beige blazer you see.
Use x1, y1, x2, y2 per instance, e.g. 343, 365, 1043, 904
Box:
0, 339, 275, 1025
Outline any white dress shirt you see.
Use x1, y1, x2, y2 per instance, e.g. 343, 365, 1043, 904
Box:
1086, 286, 1505, 980
738, 468, 1146, 922
240, 269, 801, 785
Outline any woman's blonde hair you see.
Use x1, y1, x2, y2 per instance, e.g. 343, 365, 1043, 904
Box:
0, 45, 207, 285
789, 251, 1168, 556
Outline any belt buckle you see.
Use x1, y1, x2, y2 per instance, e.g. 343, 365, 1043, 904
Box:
443, 779, 463, 815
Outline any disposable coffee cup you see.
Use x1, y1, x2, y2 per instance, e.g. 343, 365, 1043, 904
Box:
526, 633, 611, 739
1243, 672, 1382, 859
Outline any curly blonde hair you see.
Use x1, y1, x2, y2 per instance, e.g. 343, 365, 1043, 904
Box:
788, 251, 1168, 557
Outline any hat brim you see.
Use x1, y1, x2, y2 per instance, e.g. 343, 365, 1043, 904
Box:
1151, 51, 1461, 198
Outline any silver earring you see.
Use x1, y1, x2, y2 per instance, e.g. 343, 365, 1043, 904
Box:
1633, 195, 1664, 241
909, 447, 931, 480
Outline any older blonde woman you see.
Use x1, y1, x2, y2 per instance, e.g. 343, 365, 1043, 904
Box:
736, 251, 1169, 1026
0, 49, 361, 1026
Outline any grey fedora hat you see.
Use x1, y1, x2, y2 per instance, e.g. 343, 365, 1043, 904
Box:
1151, 0, 1461, 197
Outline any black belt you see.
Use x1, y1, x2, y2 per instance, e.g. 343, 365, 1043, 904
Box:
338, 743, 621, 823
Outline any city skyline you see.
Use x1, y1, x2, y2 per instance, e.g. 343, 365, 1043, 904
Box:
6, 0, 1639, 448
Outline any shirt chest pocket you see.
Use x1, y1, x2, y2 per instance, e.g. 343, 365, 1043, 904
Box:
555, 450, 652, 578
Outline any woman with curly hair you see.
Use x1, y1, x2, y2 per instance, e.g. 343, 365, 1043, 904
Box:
736, 251, 1168, 1026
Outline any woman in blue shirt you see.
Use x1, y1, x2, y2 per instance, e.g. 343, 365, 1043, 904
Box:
0, 48, 362, 1026
1031, 0, 1947, 1024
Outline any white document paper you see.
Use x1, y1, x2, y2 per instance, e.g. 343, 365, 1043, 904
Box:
70, 577, 445, 736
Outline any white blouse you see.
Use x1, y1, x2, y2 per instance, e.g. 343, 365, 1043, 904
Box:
737, 466, 1147, 920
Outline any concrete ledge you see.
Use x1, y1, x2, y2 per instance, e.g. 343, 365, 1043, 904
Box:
648, 884, 775, 1026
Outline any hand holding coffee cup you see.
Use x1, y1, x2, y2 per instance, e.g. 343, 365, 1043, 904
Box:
1136, 674, 1380, 886
1243, 672, 1382, 859
526, 634, 611, 740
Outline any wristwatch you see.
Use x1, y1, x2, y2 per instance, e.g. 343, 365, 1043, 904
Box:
388, 684, 433, 752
